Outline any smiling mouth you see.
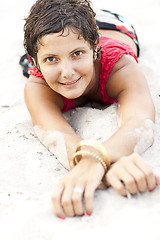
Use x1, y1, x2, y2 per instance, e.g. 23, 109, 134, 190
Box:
59, 77, 81, 86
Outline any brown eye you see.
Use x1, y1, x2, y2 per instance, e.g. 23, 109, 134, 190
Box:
73, 51, 83, 57
46, 57, 56, 62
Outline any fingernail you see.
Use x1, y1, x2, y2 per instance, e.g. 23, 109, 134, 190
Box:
149, 188, 154, 192
87, 212, 92, 216
59, 216, 65, 220
79, 213, 85, 216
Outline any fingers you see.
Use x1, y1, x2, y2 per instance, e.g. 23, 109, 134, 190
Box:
84, 181, 98, 215
120, 156, 147, 193
106, 164, 138, 196
61, 186, 75, 217
52, 184, 95, 218
52, 153, 159, 219
52, 183, 84, 218
52, 179, 96, 218
51, 183, 66, 219
52, 177, 99, 218
72, 186, 85, 216
105, 170, 127, 196
105, 153, 157, 196
132, 153, 156, 190
52, 157, 105, 218
113, 163, 138, 194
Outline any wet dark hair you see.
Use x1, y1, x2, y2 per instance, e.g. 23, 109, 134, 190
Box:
24, 0, 99, 65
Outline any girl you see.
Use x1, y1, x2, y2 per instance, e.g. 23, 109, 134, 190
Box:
23, 0, 159, 219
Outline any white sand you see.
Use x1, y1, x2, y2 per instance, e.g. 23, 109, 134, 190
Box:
0, 0, 160, 239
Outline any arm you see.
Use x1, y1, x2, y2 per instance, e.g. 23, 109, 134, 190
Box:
102, 54, 155, 162
25, 56, 157, 218
102, 54, 156, 195
24, 75, 83, 169
25, 55, 155, 166
51, 55, 157, 218
25, 76, 106, 218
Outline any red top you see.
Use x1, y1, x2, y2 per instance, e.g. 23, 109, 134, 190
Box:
29, 36, 138, 112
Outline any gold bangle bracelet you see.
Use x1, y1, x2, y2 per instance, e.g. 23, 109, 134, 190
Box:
72, 150, 107, 172
76, 139, 110, 168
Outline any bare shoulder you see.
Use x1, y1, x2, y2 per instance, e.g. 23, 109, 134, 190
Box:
106, 54, 155, 121
109, 54, 138, 77
106, 54, 148, 99
24, 75, 64, 111
25, 74, 48, 85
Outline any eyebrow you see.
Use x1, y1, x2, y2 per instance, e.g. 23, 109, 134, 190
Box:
40, 53, 58, 59
70, 46, 88, 54
40, 46, 89, 59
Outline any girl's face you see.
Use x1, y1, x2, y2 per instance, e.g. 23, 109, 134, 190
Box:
37, 28, 97, 99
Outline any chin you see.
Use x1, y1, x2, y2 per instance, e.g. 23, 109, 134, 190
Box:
63, 93, 82, 100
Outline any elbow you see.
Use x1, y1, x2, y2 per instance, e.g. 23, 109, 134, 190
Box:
134, 119, 155, 154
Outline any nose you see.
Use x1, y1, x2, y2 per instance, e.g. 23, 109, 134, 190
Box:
60, 59, 75, 79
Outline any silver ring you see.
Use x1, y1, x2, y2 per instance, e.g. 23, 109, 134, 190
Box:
73, 187, 83, 193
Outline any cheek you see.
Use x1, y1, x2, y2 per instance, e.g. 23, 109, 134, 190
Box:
76, 58, 94, 75
40, 66, 58, 84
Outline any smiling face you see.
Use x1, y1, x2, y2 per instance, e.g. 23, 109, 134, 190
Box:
37, 28, 97, 99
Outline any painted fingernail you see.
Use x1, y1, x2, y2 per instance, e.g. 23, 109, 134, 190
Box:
149, 189, 154, 192
59, 216, 66, 220
87, 212, 92, 216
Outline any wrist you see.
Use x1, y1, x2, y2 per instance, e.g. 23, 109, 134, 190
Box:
72, 139, 111, 173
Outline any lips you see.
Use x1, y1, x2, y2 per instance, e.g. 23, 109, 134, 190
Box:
59, 77, 81, 86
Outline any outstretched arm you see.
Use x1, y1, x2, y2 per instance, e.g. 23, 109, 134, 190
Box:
51, 54, 158, 218
24, 75, 106, 218
24, 75, 83, 169
25, 54, 155, 167
102, 54, 156, 195
103, 54, 155, 161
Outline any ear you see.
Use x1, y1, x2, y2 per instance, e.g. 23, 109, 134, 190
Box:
32, 58, 36, 65
94, 37, 99, 52
94, 44, 101, 61
93, 37, 100, 60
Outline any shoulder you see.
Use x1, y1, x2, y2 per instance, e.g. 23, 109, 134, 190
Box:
99, 36, 138, 63
26, 74, 47, 85
106, 53, 147, 100
99, 36, 138, 78
98, 36, 138, 95
24, 75, 64, 111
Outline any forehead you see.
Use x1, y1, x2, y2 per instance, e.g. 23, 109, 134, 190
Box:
38, 28, 91, 52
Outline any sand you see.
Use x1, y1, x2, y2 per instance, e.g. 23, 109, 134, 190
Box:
0, 0, 160, 239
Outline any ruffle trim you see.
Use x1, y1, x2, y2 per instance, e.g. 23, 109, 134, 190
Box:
29, 65, 45, 79
99, 36, 138, 103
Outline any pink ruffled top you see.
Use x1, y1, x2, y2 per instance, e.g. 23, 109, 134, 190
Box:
29, 36, 138, 112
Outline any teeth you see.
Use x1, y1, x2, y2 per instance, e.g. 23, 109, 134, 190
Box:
65, 80, 77, 85
59, 77, 81, 85
61, 78, 79, 85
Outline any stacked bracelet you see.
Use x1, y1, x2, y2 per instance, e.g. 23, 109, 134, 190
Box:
73, 150, 107, 172
72, 139, 110, 172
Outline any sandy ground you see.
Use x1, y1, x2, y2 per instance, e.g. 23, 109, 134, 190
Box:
0, 0, 160, 239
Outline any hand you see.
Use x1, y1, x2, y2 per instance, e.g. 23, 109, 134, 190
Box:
51, 156, 105, 218
104, 153, 157, 196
